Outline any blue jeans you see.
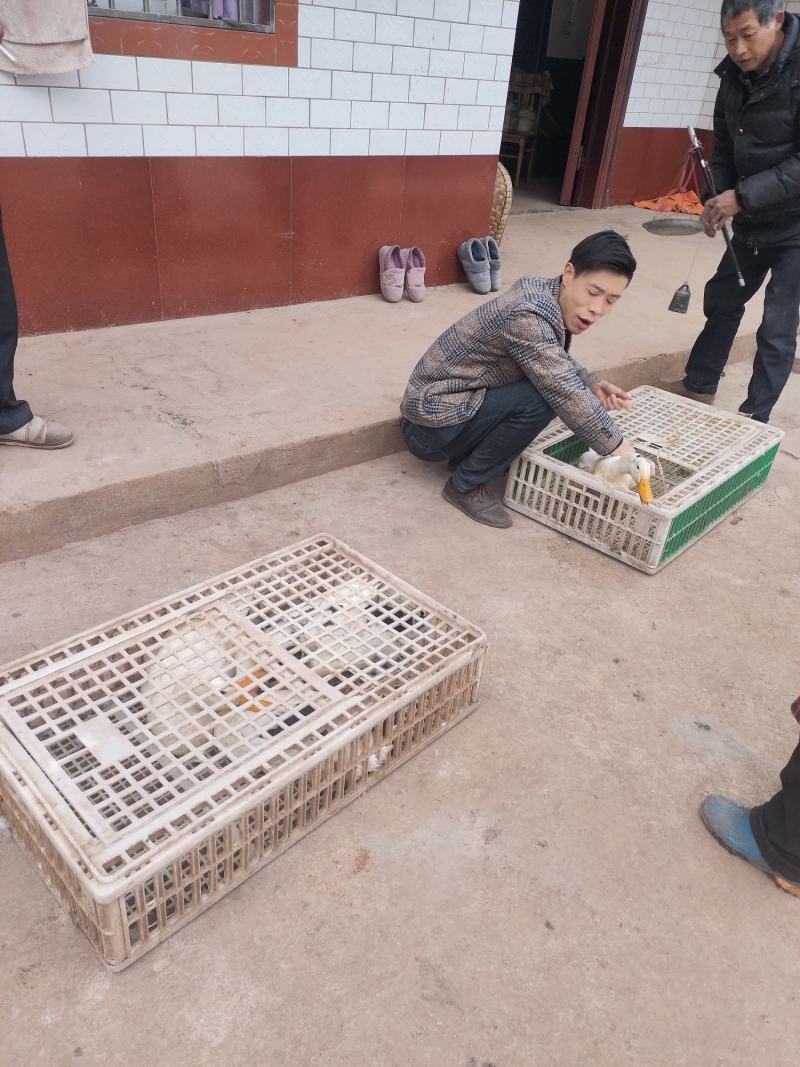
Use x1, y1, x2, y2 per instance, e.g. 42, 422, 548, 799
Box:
401, 380, 554, 491
684, 237, 800, 422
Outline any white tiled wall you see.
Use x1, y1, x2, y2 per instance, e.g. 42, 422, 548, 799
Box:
624, 0, 722, 130
696, 37, 727, 129
0, 0, 518, 157
627, 2, 800, 130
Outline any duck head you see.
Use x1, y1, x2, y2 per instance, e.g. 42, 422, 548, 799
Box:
633, 455, 653, 504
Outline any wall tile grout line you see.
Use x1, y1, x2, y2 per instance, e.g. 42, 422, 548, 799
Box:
147, 156, 165, 324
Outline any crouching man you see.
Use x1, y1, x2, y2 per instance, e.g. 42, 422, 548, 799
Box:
400, 230, 640, 527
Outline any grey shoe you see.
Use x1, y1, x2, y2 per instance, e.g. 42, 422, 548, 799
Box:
457, 238, 491, 295
442, 477, 512, 528
481, 235, 501, 291
0, 414, 74, 449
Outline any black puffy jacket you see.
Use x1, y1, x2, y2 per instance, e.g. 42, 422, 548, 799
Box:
711, 12, 800, 247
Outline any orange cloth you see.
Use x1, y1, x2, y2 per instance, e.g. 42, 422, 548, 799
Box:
634, 189, 704, 215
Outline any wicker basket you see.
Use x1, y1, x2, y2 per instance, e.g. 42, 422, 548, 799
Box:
489, 161, 513, 244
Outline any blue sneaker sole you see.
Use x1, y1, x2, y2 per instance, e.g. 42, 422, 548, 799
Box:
699, 801, 800, 897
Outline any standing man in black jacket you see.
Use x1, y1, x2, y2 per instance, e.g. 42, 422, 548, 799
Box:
670, 0, 800, 424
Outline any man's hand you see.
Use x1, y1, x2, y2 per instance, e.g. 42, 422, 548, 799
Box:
591, 379, 631, 412
702, 189, 741, 237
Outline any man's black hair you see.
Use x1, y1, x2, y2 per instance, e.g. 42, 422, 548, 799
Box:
569, 230, 636, 281
720, 0, 782, 25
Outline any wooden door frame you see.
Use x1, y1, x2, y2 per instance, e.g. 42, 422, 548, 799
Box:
586, 0, 650, 207
567, 0, 650, 208
559, 0, 608, 206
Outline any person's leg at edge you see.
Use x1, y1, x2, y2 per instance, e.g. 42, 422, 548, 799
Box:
701, 694, 800, 895
0, 206, 32, 436
750, 735, 800, 887
0, 209, 74, 448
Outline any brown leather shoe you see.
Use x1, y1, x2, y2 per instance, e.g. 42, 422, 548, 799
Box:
660, 377, 716, 405
442, 477, 512, 528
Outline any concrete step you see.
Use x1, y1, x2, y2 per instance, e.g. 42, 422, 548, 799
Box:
2, 205, 763, 562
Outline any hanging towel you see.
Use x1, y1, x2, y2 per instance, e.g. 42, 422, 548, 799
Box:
0, 0, 92, 75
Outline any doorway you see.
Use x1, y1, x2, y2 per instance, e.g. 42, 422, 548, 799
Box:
501, 0, 648, 210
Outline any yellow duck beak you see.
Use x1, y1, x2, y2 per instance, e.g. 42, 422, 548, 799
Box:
638, 476, 653, 504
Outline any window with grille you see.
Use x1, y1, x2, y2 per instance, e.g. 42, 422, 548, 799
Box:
88, 1, 273, 34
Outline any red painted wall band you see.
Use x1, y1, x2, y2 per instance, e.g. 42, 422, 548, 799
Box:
609, 126, 714, 205
0, 155, 496, 335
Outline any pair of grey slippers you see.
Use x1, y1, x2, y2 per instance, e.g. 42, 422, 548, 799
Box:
457, 236, 501, 295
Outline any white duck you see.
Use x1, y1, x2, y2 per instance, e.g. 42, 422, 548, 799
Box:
578, 449, 654, 503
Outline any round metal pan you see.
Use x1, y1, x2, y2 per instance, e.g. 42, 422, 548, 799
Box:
642, 216, 704, 236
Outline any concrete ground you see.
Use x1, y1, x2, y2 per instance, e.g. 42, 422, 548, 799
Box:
2, 204, 765, 561
1, 359, 799, 1067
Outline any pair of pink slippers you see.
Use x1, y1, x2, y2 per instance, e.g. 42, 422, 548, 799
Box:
378, 245, 426, 303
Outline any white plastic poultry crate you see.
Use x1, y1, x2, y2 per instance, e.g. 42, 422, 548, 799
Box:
0, 535, 487, 969
504, 386, 783, 573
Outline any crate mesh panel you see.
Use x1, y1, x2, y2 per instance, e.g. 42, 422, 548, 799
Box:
660, 444, 779, 562
505, 387, 783, 573
607, 387, 755, 471
0, 536, 486, 966
3, 605, 347, 846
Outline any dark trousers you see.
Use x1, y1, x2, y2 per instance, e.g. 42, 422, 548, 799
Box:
751, 736, 800, 883
401, 380, 554, 491
0, 208, 32, 435
684, 237, 800, 423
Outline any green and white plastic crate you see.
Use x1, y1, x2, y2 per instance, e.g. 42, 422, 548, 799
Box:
0, 535, 486, 969
504, 386, 783, 573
